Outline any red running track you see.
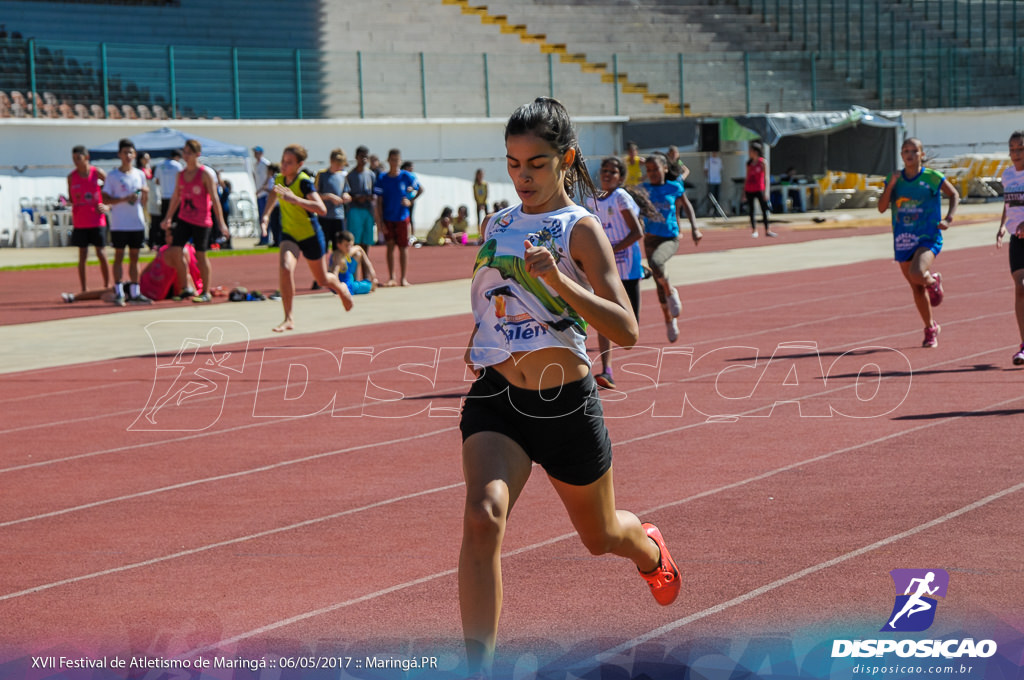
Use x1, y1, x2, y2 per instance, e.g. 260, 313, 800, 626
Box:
0, 238, 1022, 679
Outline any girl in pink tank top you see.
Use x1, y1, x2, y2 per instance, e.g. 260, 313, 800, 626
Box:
67, 146, 111, 292
176, 164, 213, 227
69, 165, 106, 228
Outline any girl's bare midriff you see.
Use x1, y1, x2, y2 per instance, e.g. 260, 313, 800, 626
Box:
490, 347, 589, 390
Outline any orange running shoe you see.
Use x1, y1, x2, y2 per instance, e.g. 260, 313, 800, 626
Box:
638, 523, 681, 606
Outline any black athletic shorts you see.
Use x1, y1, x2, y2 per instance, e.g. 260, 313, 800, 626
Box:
171, 219, 212, 252
320, 217, 345, 250
623, 278, 640, 320
281, 230, 327, 261
110, 230, 145, 250
71, 227, 105, 249
1009, 235, 1024, 273
460, 367, 612, 486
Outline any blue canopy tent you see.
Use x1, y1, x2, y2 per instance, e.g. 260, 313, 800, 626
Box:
88, 127, 248, 160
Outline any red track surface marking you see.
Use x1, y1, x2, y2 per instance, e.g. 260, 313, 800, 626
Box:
1, 241, 1021, 676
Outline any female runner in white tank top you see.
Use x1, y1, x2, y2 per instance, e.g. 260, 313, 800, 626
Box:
458, 98, 682, 677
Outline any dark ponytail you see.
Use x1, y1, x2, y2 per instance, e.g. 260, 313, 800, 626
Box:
505, 97, 597, 202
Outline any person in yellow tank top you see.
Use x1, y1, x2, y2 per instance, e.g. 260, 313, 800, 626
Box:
623, 141, 646, 187
259, 144, 354, 332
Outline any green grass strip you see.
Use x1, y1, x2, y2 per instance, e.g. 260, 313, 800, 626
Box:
0, 247, 271, 272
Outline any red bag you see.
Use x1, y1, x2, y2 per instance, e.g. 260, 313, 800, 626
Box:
139, 244, 204, 300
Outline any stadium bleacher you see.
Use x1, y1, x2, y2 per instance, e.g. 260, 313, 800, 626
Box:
0, 0, 1021, 120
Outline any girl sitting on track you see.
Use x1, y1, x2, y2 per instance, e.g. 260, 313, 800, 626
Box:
459, 97, 681, 678
330, 230, 378, 294
995, 129, 1024, 365
641, 152, 703, 343
584, 155, 658, 389
259, 144, 354, 332
877, 137, 959, 349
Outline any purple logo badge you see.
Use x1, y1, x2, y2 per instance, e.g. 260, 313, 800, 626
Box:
881, 569, 949, 632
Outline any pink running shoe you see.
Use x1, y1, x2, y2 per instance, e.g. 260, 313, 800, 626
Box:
638, 523, 681, 606
1013, 343, 1024, 366
923, 323, 940, 348
926, 272, 944, 307
594, 371, 616, 390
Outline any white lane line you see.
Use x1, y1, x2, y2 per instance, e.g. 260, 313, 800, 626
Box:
597, 480, 1024, 661
0, 317, 1004, 525
0, 427, 458, 529
185, 393, 1024, 651
0, 480, 466, 603
0, 338, 1015, 598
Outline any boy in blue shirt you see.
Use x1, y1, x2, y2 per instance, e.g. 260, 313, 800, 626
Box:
373, 148, 422, 286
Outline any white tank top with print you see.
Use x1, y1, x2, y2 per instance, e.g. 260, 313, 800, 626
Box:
470, 204, 592, 369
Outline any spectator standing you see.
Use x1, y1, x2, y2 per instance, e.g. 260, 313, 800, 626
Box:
214, 169, 233, 249
374, 148, 421, 286
136, 151, 153, 180
67, 145, 110, 292
472, 168, 488, 227
252, 145, 272, 244
161, 139, 229, 303
344, 146, 377, 252
317, 148, 350, 254
368, 154, 383, 176
260, 163, 282, 246
401, 160, 422, 240
102, 138, 152, 305
745, 141, 776, 238
623, 141, 645, 187
139, 152, 162, 249
153, 150, 183, 247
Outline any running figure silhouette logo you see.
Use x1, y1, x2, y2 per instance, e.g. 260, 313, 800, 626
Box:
881, 569, 950, 632
130, 320, 249, 432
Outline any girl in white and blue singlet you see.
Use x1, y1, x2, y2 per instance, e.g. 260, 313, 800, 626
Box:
459, 98, 682, 678
995, 130, 1024, 365
584, 155, 658, 389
